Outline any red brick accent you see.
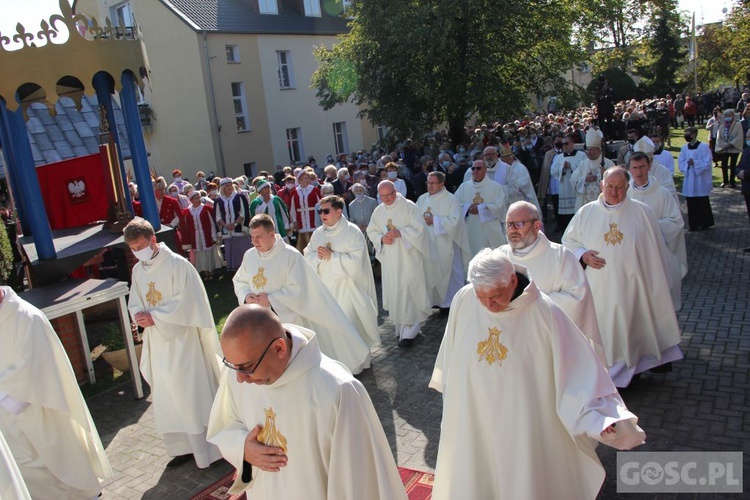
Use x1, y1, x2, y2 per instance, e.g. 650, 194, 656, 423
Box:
50, 314, 87, 383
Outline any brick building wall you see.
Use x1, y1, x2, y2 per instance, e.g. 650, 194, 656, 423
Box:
50, 313, 87, 383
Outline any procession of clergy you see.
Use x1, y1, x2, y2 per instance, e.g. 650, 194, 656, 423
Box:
3, 123, 702, 499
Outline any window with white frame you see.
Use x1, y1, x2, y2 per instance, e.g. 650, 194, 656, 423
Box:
287, 128, 303, 164
276, 51, 295, 89
333, 122, 349, 155
342, 0, 353, 17
231, 82, 250, 132
226, 45, 240, 63
259, 0, 278, 14
111, 1, 134, 27
377, 125, 389, 143
304, 0, 321, 17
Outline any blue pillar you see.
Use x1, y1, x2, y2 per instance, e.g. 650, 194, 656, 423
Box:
0, 104, 29, 235
118, 72, 159, 229
92, 72, 133, 212
0, 97, 56, 260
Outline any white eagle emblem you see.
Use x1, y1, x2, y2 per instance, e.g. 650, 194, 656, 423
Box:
68, 180, 86, 198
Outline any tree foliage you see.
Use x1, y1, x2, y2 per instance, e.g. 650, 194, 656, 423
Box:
0, 221, 12, 285
716, 1, 750, 86
312, 0, 584, 144
634, 0, 687, 96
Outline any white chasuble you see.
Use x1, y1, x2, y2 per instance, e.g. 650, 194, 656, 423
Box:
416, 188, 471, 304
0, 429, 30, 499
570, 156, 614, 212
0, 287, 112, 498
233, 235, 370, 374
430, 280, 645, 500
562, 197, 682, 373
455, 177, 508, 256
498, 232, 604, 363
207, 326, 407, 500
506, 159, 542, 213
367, 194, 433, 325
304, 219, 380, 348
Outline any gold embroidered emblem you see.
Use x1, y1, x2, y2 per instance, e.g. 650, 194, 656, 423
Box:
477, 327, 508, 366
257, 407, 288, 453
604, 222, 624, 246
473, 192, 484, 204
386, 218, 396, 231
145, 282, 162, 307
252, 267, 268, 290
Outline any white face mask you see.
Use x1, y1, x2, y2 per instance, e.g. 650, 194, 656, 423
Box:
132, 243, 155, 262
355, 193, 365, 201
285, 183, 295, 189
387, 171, 397, 180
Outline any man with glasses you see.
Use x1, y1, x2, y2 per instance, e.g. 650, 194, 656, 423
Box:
304, 196, 379, 350
367, 181, 432, 348
550, 133, 586, 232
233, 214, 370, 373
124, 217, 223, 469
562, 167, 683, 387
208, 305, 407, 499
497, 201, 603, 362
455, 160, 509, 256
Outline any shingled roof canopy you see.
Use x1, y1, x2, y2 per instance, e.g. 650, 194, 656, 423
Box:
160, 0, 350, 35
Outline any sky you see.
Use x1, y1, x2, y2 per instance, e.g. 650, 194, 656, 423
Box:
0, 0, 736, 51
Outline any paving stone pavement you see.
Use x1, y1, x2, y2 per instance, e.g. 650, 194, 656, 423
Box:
88, 188, 750, 499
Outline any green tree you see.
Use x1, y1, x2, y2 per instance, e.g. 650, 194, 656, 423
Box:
680, 23, 733, 91
633, 0, 687, 96
585, 67, 638, 101
717, 1, 750, 86
312, 0, 584, 145
0, 221, 12, 285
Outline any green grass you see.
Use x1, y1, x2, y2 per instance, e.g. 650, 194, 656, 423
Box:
203, 271, 237, 334
665, 125, 723, 192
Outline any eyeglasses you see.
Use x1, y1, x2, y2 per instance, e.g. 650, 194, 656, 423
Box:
505, 220, 536, 229
222, 336, 284, 375
316, 208, 333, 215
470, 166, 484, 171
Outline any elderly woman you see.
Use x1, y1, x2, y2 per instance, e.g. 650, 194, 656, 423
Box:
714, 109, 744, 188
214, 178, 251, 272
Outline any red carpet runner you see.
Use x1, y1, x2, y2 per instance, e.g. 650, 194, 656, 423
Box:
190, 466, 434, 499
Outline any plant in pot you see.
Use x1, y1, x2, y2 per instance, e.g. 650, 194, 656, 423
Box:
100, 322, 142, 372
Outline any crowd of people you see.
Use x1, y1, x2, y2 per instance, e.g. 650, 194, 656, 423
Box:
3, 86, 750, 499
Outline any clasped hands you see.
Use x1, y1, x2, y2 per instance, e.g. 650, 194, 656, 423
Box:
244, 292, 271, 307
468, 204, 479, 215
316, 245, 333, 260
381, 229, 401, 245
133, 311, 155, 328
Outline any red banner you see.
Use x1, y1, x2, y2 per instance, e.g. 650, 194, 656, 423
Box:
36, 153, 109, 230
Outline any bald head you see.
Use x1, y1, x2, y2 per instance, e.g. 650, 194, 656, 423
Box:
603, 166, 629, 184
221, 304, 284, 345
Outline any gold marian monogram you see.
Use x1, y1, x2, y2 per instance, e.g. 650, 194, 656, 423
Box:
386, 218, 396, 231
473, 192, 484, 205
252, 267, 268, 290
477, 327, 508, 366
145, 282, 162, 307
257, 407, 288, 453
604, 222, 624, 246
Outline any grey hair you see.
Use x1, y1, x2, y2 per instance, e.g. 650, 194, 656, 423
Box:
506, 201, 540, 221
467, 247, 515, 290
320, 183, 335, 195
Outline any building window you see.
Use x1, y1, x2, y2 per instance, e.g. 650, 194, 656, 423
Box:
286, 127, 303, 164
304, 0, 321, 17
226, 45, 240, 63
377, 125, 389, 143
342, 0, 353, 16
276, 51, 295, 89
111, 1, 134, 28
259, 0, 278, 14
231, 82, 250, 132
333, 122, 349, 155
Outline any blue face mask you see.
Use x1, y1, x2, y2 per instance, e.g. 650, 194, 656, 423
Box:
746, 140, 750, 147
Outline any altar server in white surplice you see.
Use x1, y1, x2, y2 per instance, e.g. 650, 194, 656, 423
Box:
498, 201, 604, 363
0, 286, 112, 498
455, 160, 508, 256
367, 181, 433, 348
207, 305, 407, 500
125, 218, 223, 469
234, 214, 370, 373
562, 167, 683, 388
0, 429, 30, 499
417, 171, 471, 313
430, 249, 645, 500
304, 195, 379, 349
627, 152, 687, 310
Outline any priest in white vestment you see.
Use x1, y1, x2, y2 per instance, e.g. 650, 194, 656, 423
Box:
463, 146, 508, 184
498, 201, 604, 362
0, 429, 30, 500
207, 305, 407, 500
430, 249, 645, 500
571, 128, 614, 212
417, 171, 471, 312
550, 135, 587, 231
651, 134, 676, 175
562, 167, 684, 387
498, 144, 542, 213
367, 181, 433, 348
125, 218, 223, 469
633, 136, 678, 201
455, 160, 509, 256
0, 286, 112, 498
234, 214, 371, 373
627, 152, 687, 310
303, 195, 379, 348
